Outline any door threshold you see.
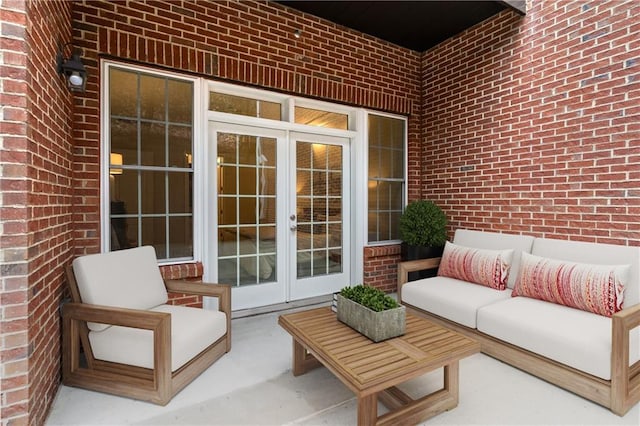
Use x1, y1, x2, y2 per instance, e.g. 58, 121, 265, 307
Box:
232, 294, 333, 319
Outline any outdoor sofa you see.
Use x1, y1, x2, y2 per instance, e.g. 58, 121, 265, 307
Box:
398, 229, 640, 415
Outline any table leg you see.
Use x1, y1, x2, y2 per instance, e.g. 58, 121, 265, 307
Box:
376, 361, 460, 425
444, 361, 459, 406
292, 338, 321, 376
357, 393, 378, 426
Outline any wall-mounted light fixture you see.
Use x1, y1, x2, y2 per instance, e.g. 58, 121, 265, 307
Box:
56, 42, 88, 92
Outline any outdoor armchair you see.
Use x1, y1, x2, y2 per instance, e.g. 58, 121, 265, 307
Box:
62, 246, 231, 405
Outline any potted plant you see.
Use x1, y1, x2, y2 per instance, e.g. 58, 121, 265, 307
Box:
336, 285, 405, 342
399, 199, 447, 279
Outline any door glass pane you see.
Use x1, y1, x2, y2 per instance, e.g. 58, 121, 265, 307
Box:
296, 141, 342, 278
217, 133, 277, 287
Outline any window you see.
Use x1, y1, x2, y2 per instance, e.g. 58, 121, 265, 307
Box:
209, 92, 281, 120
107, 66, 194, 261
294, 106, 348, 129
209, 84, 352, 131
367, 114, 405, 242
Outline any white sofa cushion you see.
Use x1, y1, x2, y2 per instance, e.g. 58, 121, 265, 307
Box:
477, 297, 614, 380
89, 304, 227, 372
453, 229, 535, 288
72, 246, 168, 331
438, 241, 513, 290
402, 276, 511, 328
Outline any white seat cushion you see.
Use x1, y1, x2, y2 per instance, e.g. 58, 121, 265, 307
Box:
89, 304, 227, 372
401, 277, 511, 328
477, 297, 613, 379
72, 246, 169, 331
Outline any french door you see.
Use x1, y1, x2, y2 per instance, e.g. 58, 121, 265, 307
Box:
208, 122, 350, 310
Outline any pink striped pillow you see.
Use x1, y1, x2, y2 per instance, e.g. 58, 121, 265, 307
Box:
512, 252, 629, 317
437, 242, 513, 290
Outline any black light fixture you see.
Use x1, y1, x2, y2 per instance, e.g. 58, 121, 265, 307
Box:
56, 42, 87, 92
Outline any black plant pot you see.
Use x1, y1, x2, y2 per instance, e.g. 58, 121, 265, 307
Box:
400, 243, 444, 281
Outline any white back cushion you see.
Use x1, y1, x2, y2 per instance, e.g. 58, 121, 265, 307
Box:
531, 237, 640, 307
72, 246, 168, 331
453, 229, 535, 288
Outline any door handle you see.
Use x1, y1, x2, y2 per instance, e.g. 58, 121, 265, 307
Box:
290, 224, 297, 231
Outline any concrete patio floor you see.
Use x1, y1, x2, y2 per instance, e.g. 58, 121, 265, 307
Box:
46, 305, 640, 425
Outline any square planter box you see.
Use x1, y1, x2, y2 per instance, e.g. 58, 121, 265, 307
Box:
336, 294, 406, 342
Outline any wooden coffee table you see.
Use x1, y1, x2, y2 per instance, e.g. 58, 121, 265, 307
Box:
278, 307, 480, 425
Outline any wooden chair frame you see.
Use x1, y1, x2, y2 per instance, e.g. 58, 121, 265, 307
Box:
398, 258, 640, 416
62, 265, 231, 405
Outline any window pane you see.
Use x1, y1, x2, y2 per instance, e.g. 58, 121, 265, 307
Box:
209, 92, 281, 120
259, 101, 281, 120
168, 125, 191, 168
140, 122, 165, 167
238, 167, 257, 195
110, 207, 133, 250
217, 133, 238, 164
219, 229, 237, 256
368, 114, 405, 243
169, 216, 192, 258
140, 74, 165, 121
168, 172, 192, 213
327, 145, 341, 170
111, 169, 138, 214
295, 106, 348, 129
327, 171, 341, 196
141, 171, 166, 215
238, 135, 256, 165
218, 197, 237, 226
238, 197, 256, 224
107, 67, 193, 261
218, 258, 237, 286
110, 68, 137, 118
111, 119, 137, 165
142, 217, 166, 258
220, 165, 237, 194
167, 79, 193, 124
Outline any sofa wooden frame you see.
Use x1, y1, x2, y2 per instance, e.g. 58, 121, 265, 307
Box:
398, 257, 640, 416
62, 265, 232, 405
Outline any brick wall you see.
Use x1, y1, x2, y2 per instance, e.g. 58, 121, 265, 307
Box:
71, 0, 422, 286
7, 1, 638, 422
1, 0, 75, 424
423, 1, 640, 245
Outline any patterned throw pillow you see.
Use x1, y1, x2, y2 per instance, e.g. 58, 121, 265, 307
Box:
437, 241, 514, 290
512, 252, 629, 317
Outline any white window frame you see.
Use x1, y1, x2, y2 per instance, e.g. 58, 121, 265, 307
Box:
100, 60, 204, 265
364, 111, 408, 246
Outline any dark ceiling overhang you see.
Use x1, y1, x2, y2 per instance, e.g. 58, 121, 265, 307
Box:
275, 1, 526, 52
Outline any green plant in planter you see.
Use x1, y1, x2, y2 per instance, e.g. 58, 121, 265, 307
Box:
340, 285, 399, 312
399, 200, 447, 247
